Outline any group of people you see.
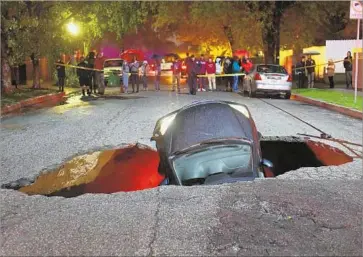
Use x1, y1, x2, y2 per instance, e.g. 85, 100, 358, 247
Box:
295, 51, 353, 89
56, 53, 107, 96
121, 58, 151, 93
295, 55, 317, 89
57, 50, 356, 96
183, 53, 253, 95
119, 53, 253, 95
77, 53, 107, 96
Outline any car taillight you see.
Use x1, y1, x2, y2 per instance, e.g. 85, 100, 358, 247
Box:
182, 65, 186, 70
287, 74, 292, 82
254, 73, 262, 80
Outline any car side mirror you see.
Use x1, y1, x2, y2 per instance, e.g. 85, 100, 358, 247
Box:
261, 159, 273, 168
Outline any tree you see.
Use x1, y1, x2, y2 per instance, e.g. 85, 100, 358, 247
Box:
1, 1, 150, 93
1, 1, 30, 93
151, 1, 262, 56
246, 1, 295, 64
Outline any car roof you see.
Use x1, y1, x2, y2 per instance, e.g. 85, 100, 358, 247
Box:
180, 100, 250, 112
153, 101, 255, 154
256, 64, 283, 67
154, 100, 251, 124
104, 58, 124, 61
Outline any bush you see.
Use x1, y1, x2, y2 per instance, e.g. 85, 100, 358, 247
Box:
52, 67, 80, 88
65, 67, 80, 88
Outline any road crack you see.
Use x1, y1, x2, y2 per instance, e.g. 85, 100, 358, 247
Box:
148, 187, 161, 257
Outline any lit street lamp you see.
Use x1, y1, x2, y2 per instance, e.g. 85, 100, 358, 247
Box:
66, 21, 87, 55
67, 22, 79, 36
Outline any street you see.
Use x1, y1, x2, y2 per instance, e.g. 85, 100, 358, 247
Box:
1, 85, 362, 256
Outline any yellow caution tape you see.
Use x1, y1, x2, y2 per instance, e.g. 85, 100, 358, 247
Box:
55, 62, 246, 78
293, 59, 344, 70
197, 73, 246, 78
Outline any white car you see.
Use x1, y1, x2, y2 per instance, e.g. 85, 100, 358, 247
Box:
103, 58, 124, 85
242, 64, 292, 99
160, 53, 180, 76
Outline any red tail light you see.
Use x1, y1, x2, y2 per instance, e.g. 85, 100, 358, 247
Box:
182, 65, 186, 70
254, 73, 262, 80
287, 74, 292, 82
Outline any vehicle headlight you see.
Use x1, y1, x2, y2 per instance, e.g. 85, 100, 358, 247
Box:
159, 113, 177, 135
229, 104, 250, 118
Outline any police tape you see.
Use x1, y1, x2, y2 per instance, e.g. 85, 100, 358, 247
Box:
55, 62, 246, 77
293, 59, 344, 70
197, 73, 246, 78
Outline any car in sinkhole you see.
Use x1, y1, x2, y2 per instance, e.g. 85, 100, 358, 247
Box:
151, 100, 275, 186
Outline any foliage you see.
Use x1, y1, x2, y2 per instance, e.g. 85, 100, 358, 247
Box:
151, 1, 262, 56
1, 1, 359, 92
52, 67, 79, 88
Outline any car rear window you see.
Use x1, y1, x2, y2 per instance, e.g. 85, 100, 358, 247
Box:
104, 60, 123, 68
257, 65, 287, 74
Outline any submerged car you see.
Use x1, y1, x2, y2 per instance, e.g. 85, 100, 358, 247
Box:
151, 100, 273, 186
242, 64, 292, 99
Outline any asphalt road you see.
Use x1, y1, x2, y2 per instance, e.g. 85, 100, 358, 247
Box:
1, 84, 362, 256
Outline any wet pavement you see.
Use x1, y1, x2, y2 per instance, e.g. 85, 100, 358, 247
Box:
1, 83, 362, 255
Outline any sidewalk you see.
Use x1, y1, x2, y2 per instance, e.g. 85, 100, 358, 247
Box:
35, 81, 80, 96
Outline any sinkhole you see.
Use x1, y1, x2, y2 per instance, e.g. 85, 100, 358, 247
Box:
1, 137, 354, 198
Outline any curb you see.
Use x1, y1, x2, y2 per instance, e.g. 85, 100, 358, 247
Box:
1, 92, 66, 116
291, 94, 362, 120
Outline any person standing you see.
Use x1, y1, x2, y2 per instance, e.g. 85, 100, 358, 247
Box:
77, 57, 91, 96
187, 55, 198, 95
326, 59, 335, 89
215, 57, 222, 87
171, 56, 182, 93
154, 59, 161, 91
140, 60, 148, 91
87, 52, 96, 94
231, 56, 241, 92
206, 56, 216, 91
184, 52, 192, 86
56, 58, 65, 92
198, 54, 207, 92
296, 56, 306, 88
343, 51, 353, 89
130, 58, 140, 93
241, 55, 253, 74
306, 55, 316, 88
122, 60, 130, 93
94, 52, 106, 95
223, 57, 232, 92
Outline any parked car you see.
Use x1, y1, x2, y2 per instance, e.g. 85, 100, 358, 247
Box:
242, 64, 292, 99
160, 53, 180, 76
103, 58, 124, 86
151, 100, 273, 186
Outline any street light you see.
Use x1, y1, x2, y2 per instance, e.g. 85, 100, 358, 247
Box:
66, 21, 87, 55
67, 22, 79, 36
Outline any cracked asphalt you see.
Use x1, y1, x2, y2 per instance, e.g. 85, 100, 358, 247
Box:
1, 85, 362, 256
